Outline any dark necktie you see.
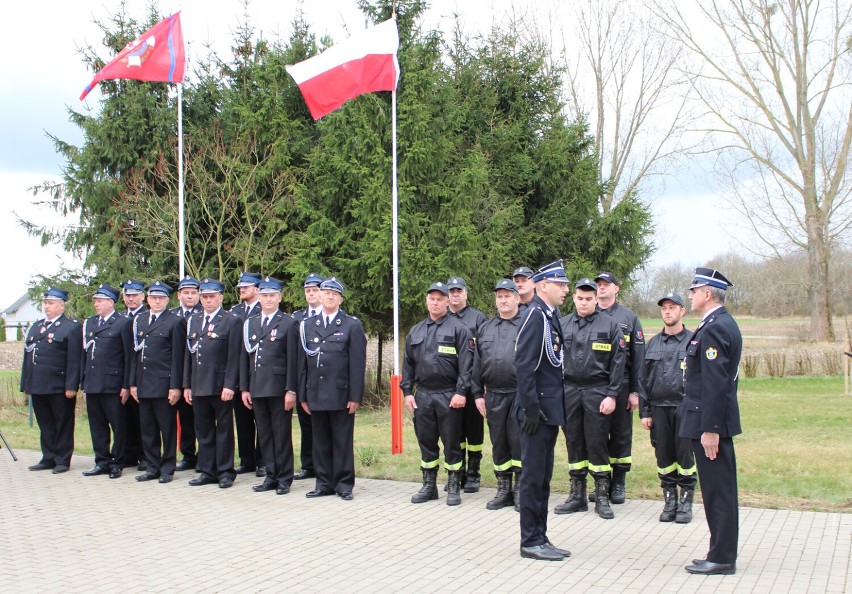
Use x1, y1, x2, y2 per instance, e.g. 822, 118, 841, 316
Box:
263, 316, 270, 328
325, 315, 331, 328
309, 309, 317, 318
203, 316, 210, 330
98, 317, 104, 327
150, 314, 157, 325
184, 309, 191, 319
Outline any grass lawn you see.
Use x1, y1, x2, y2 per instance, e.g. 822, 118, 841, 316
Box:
2, 372, 849, 513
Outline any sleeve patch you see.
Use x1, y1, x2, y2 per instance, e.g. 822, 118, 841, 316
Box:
705, 347, 718, 360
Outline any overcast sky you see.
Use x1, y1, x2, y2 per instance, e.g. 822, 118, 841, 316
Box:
0, 0, 742, 310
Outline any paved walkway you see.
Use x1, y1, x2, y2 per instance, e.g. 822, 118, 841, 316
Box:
1, 449, 849, 593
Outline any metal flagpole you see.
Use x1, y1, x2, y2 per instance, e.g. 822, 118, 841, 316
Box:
390, 57, 404, 454
177, 82, 185, 280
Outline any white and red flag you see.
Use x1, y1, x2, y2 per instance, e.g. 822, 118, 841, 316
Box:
286, 18, 399, 119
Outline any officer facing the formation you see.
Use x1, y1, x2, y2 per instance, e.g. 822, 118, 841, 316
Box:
185, 279, 243, 489
555, 278, 626, 520
595, 271, 645, 504
513, 261, 571, 561
511, 267, 536, 311
640, 293, 696, 524
471, 279, 523, 511
230, 271, 264, 477
681, 268, 742, 576
289, 272, 325, 481
297, 277, 367, 501
403, 282, 474, 506
81, 284, 133, 479
171, 276, 203, 472
129, 281, 186, 484
240, 277, 299, 495
20, 287, 82, 474
446, 276, 487, 493
120, 279, 147, 470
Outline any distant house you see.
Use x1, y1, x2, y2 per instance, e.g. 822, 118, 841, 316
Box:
2, 293, 40, 342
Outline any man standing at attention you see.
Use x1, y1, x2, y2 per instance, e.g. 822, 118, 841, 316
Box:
171, 276, 202, 472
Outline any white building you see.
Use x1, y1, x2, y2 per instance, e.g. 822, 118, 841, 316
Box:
1, 293, 41, 342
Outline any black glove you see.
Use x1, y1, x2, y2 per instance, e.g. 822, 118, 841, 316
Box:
521, 408, 543, 435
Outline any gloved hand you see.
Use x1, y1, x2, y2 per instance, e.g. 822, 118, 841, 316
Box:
521, 407, 543, 435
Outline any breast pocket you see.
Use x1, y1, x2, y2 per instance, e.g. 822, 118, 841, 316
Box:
437, 333, 458, 357
686, 341, 699, 358
325, 334, 349, 351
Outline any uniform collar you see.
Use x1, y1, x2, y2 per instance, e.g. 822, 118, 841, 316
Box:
426, 313, 449, 325
203, 307, 222, 319
661, 326, 689, 342
702, 304, 724, 320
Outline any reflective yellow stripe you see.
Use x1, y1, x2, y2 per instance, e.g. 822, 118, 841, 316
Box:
568, 460, 589, 470
444, 461, 463, 471
588, 462, 612, 473
467, 443, 484, 452
493, 460, 513, 471
592, 342, 612, 352
609, 456, 632, 464
438, 345, 457, 355
623, 334, 631, 342
459, 440, 467, 450
678, 463, 697, 476
511, 459, 522, 469
658, 462, 678, 475
680, 361, 686, 370
421, 459, 440, 469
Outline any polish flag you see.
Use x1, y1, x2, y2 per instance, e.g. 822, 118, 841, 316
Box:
286, 18, 400, 120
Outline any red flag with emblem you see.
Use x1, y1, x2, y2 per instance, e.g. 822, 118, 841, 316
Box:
80, 13, 186, 100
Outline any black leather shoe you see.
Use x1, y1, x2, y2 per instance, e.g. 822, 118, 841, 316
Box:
338, 491, 353, 501
135, 472, 159, 482
276, 484, 291, 495
137, 462, 148, 472
189, 475, 218, 486
175, 459, 196, 471
234, 465, 256, 474
52, 465, 69, 474
28, 462, 54, 471
82, 466, 110, 476
256, 466, 267, 477
252, 479, 278, 492
294, 469, 315, 480
685, 560, 736, 575
520, 545, 565, 561
305, 489, 335, 498
219, 477, 235, 489
158, 475, 173, 484
544, 541, 571, 558
109, 468, 122, 479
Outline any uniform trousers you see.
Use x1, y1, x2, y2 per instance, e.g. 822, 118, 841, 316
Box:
460, 395, 484, 463
31, 393, 76, 467
485, 391, 521, 471
296, 403, 314, 473
650, 405, 696, 489
607, 381, 633, 474
176, 397, 197, 464
693, 437, 738, 564
311, 409, 355, 494
234, 397, 261, 468
86, 392, 126, 470
519, 423, 558, 548
563, 385, 612, 478
254, 397, 294, 486
139, 398, 177, 476
194, 395, 236, 480
413, 390, 463, 470
123, 398, 144, 465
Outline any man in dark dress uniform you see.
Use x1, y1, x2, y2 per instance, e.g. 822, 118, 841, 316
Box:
170, 276, 203, 471
289, 272, 324, 481
20, 287, 82, 474
513, 261, 571, 561
185, 279, 243, 488
81, 284, 133, 479
682, 268, 742, 576
129, 281, 186, 484
120, 279, 147, 470
298, 277, 367, 501
240, 277, 299, 495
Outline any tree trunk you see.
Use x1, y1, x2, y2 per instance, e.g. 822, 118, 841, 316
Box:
375, 331, 384, 397
807, 226, 835, 342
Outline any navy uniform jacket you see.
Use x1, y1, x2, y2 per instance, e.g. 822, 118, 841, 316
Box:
298, 310, 367, 410
130, 311, 186, 398
170, 304, 203, 320
184, 309, 242, 397
240, 311, 299, 397
679, 307, 742, 439
560, 310, 626, 394
513, 295, 566, 426
640, 327, 692, 418
401, 314, 473, 395
471, 312, 521, 396
81, 313, 133, 394
20, 314, 83, 394
600, 302, 646, 397
230, 301, 261, 321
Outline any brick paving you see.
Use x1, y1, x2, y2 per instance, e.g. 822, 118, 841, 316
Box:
1, 449, 849, 593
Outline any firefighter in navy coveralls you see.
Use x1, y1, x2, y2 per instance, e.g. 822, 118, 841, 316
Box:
170, 276, 202, 471
81, 284, 133, 479
120, 279, 147, 470
513, 261, 571, 562
129, 281, 186, 483
240, 277, 299, 495
403, 282, 473, 506
682, 268, 742, 576
298, 277, 367, 501
184, 279, 243, 489
471, 279, 523, 511
20, 287, 82, 473
640, 293, 696, 523
554, 278, 626, 520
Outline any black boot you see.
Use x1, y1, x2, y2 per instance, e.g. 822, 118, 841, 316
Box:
676, 487, 694, 523
464, 453, 481, 493
610, 467, 626, 504
659, 485, 677, 522
554, 477, 588, 514
486, 471, 513, 510
446, 470, 462, 506
594, 476, 615, 519
446, 458, 466, 492
411, 469, 439, 504
512, 470, 521, 512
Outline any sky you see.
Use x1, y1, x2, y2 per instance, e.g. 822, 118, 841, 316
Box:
0, 0, 743, 310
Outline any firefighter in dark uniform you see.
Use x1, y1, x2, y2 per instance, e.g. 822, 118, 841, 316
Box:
184, 279, 243, 489
120, 279, 147, 470
595, 271, 645, 504
554, 278, 626, 520
640, 293, 696, 523
129, 281, 186, 483
289, 272, 325, 481
170, 276, 203, 471
472, 279, 523, 511
512, 266, 536, 312
20, 287, 82, 474
513, 261, 571, 561
230, 271, 264, 476
403, 282, 473, 506
682, 268, 742, 576
297, 277, 367, 501
81, 284, 133, 479
240, 277, 299, 495
446, 276, 487, 493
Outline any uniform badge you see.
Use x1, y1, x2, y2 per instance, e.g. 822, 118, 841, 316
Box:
705, 347, 718, 360
55, 321, 61, 326
47, 333, 54, 343
553, 344, 559, 352
335, 319, 342, 326
636, 330, 644, 340
620, 338, 626, 349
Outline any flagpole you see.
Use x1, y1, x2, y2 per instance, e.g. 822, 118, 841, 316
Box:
390, 81, 404, 455
177, 82, 185, 280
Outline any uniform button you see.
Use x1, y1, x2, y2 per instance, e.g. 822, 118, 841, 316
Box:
319, 376, 324, 380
